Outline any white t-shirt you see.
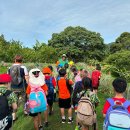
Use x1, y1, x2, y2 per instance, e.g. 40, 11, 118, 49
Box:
8, 63, 28, 76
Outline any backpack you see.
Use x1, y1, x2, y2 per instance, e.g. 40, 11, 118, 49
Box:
91, 70, 100, 88
29, 85, 47, 114
66, 79, 73, 95
72, 81, 83, 106
45, 77, 54, 95
77, 91, 96, 126
0, 90, 13, 130
104, 98, 130, 130
9, 65, 23, 85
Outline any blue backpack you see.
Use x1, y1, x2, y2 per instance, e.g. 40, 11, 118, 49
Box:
29, 85, 47, 114
45, 77, 54, 95
103, 98, 130, 130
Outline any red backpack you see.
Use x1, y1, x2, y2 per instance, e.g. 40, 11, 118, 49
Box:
91, 70, 100, 88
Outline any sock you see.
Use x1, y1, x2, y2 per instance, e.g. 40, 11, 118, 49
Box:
68, 117, 72, 120
62, 116, 65, 119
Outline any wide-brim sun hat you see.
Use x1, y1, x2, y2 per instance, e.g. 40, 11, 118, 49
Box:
29, 68, 45, 86
0, 74, 12, 83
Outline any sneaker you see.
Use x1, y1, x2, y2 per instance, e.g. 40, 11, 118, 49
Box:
68, 119, 73, 124
39, 125, 43, 130
44, 122, 48, 127
61, 118, 66, 123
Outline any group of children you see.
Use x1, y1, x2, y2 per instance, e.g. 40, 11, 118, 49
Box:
1, 56, 130, 130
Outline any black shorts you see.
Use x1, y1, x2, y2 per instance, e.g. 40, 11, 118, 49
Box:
59, 98, 71, 109
47, 94, 54, 106
29, 112, 41, 117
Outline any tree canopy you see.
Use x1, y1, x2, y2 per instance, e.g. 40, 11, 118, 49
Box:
48, 26, 106, 62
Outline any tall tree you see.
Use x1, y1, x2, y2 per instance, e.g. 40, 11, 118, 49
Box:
110, 32, 130, 53
48, 26, 106, 61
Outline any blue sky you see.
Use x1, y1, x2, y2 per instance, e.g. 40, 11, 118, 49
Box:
0, 0, 130, 47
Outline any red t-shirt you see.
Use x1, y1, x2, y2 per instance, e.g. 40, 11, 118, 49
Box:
91, 70, 101, 87
102, 97, 130, 114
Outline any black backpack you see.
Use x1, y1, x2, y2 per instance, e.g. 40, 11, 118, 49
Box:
66, 79, 73, 95
9, 65, 23, 85
0, 90, 12, 130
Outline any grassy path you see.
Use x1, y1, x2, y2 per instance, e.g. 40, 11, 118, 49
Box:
13, 92, 108, 130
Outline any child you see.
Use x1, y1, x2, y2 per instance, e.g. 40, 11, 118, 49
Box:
72, 70, 92, 112
42, 67, 56, 116
102, 78, 130, 116
0, 74, 17, 130
57, 68, 74, 124
76, 77, 99, 130
26, 68, 48, 130
91, 64, 101, 93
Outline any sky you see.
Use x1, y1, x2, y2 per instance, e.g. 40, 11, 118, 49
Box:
0, 0, 130, 47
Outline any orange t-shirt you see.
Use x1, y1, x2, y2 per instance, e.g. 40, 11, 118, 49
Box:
26, 84, 48, 94
58, 78, 73, 99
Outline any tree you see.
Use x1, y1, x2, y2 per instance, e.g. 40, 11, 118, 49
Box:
0, 34, 9, 61
48, 26, 106, 61
110, 32, 130, 53
105, 50, 130, 70
6, 40, 23, 62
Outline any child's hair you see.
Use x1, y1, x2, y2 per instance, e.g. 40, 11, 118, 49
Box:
82, 77, 92, 91
96, 64, 101, 70
64, 63, 69, 69
48, 65, 53, 72
59, 68, 66, 77
70, 65, 77, 72
14, 55, 23, 63
112, 78, 127, 93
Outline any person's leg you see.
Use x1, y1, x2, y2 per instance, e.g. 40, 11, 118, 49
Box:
60, 108, 65, 117
60, 108, 66, 123
75, 116, 80, 130
38, 113, 42, 126
33, 116, 39, 130
82, 126, 89, 130
44, 110, 48, 127
68, 107, 73, 124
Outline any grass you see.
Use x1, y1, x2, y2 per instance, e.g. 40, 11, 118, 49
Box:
12, 91, 109, 130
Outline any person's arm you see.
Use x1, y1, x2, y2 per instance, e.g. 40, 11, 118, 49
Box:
12, 102, 17, 112
23, 66, 29, 84
69, 79, 74, 85
41, 84, 48, 95
8, 91, 18, 112
102, 100, 110, 118
52, 77, 56, 88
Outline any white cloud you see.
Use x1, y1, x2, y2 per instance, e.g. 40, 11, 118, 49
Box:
0, 0, 130, 46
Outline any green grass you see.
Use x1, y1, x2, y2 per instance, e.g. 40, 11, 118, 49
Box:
12, 91, 109, 130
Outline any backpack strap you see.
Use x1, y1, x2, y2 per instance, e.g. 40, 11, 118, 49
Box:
4, 90, 12, 97
50, 77, 53, 83
66, 79, 72, 95
123, 100, 130, 108
107, 98, 115, 106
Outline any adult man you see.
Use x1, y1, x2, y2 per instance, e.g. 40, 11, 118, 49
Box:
8, 55, 28, 90
8, 55, 28, 118
56, 54, 68, 70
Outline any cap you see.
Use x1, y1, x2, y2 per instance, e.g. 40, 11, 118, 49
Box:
62, 54, 67, 57
42, 67, 52, 74
0, 74, 12, 83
